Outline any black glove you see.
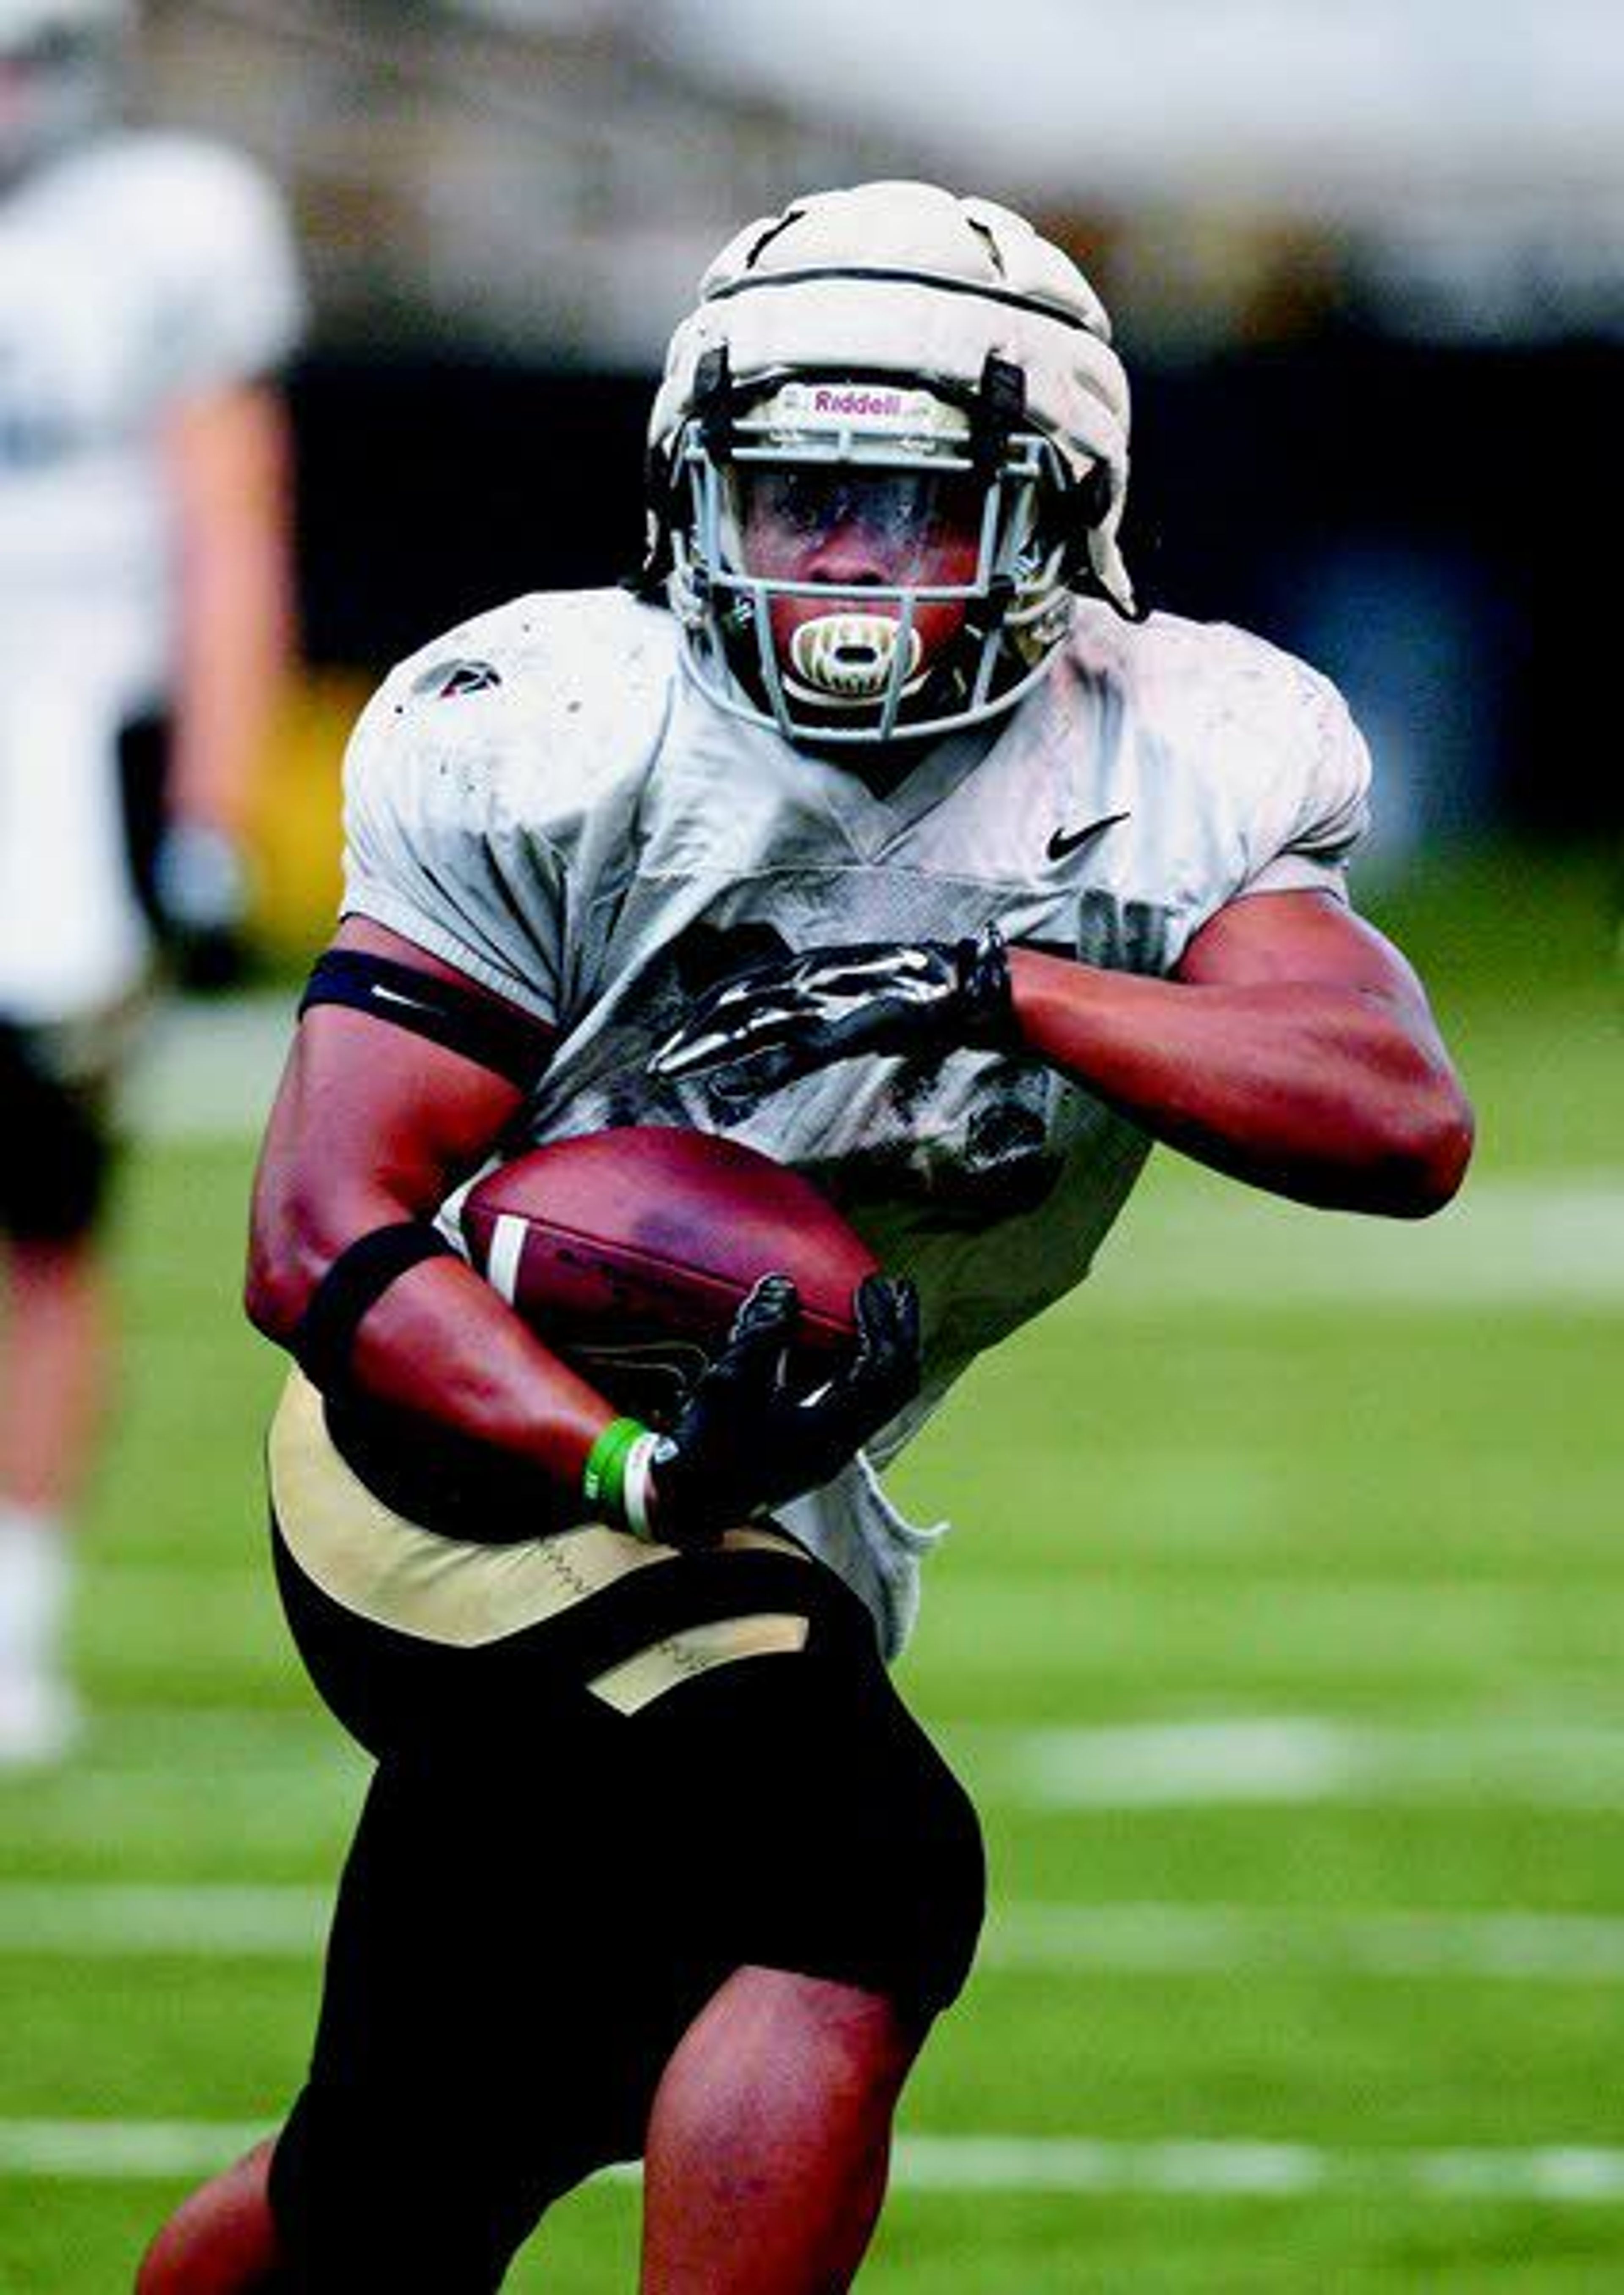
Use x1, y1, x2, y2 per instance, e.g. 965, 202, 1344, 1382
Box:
151, 820, 254, 990
648, 1270, 920, 1542
649, 926, 1013, 1096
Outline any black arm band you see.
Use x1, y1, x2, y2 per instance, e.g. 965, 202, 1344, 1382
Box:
299, 949, 553, 1089
291, 1222, 458, 1395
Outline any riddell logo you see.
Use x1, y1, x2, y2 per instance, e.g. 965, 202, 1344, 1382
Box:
812, 387, 905, 418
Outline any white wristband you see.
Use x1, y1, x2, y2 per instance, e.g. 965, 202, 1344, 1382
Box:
621, 1432, 660, 1542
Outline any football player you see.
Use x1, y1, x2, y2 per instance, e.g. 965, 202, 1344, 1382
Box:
0, 0, 302, 1762
137, 183, 1471, 2291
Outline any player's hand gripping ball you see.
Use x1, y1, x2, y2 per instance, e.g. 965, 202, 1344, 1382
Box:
458, 1127, 919, 1535
650, 1266, 919, 1539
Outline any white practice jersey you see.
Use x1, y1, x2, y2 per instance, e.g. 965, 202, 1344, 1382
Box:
0, 128, 304, 1021
344, 590, 1371, 1654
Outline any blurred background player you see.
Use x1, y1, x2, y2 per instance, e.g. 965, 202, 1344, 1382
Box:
0, 0, 303, 1764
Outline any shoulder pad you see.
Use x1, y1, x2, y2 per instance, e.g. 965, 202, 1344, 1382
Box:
352, 589, 679, 852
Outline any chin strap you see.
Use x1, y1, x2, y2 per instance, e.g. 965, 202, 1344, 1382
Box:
970, 353, 1027, 474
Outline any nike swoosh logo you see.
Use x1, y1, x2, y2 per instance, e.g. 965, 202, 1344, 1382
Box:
1045, 809, 1130, 863
370, 983, 439, 1013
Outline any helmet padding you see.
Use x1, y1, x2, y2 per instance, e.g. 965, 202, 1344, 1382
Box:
650, 180, 1135, 621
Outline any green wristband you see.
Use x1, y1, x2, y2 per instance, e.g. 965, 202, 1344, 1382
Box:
581, 1416, 649, 1525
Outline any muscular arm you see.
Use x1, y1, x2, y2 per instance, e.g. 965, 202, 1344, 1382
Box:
1007, 889, 1474, 1216
246, 915, 617, 1501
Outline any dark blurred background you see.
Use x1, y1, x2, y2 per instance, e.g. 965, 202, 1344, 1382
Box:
140, 0, 1621, 926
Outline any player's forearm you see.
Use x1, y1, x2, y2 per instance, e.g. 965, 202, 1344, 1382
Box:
169, 540, 293, 831
1007, 947, 1473, 1216
166, 386, 298, 831
247, 1187, 615, 1497
246, 1025, 616, 1500
351, 1251, 613, 1489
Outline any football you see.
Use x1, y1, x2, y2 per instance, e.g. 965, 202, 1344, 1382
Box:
457, 1125, 878, 1422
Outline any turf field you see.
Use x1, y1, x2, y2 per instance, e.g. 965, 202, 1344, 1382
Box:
1, 846, 1619, 2292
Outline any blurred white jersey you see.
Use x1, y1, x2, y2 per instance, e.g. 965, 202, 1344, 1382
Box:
0, 129, 303, 1020
343, 589, 1372, 1652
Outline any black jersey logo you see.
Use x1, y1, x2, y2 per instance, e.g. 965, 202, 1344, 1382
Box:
413, 658, 503, 701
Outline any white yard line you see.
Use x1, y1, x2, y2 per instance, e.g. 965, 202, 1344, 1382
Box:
955, 1714, 1624, 1809
4, 2120, 1624, 2202
119, 993, 291, 1143
0, 2121, 275, 2180
893, 2136, 1624, 2204
0, 1884, 329, 1955
16, 1709, 1624, 1819
1077, 1169, 1624, 1311
2, 1883, 1623, 1984
985, 1901, 1624, 1981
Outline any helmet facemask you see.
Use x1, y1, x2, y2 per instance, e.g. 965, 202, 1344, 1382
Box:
646, 181, 1137, 747
667, 363, 1079, 746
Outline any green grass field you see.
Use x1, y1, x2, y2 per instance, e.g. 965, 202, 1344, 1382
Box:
1, 845, 1619, 2292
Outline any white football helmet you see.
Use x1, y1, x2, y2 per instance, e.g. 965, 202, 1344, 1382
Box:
645, 180, 1136, 747
0, 0, 132, 181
